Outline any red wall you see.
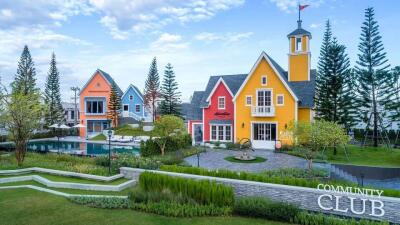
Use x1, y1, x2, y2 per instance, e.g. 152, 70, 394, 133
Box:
203, 82, 234, 141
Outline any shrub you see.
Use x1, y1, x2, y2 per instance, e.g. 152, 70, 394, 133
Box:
95, 154, 162, 172
234, 197, 299, 222
140, 134, 192, 157
262, 168, 328, 178
139, 172, 234, 207
225, 142, 241, 150
69, 196, 129, 209
294, 211, 389, 225
129, 187, 196, 205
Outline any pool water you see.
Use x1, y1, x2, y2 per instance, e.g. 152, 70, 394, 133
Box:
0, 141, 140, 156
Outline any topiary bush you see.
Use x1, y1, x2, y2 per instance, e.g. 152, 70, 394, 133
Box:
234, 197, 300, 222
139, 171, 234, 207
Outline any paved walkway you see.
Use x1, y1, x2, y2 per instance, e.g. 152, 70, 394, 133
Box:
184, 149, 324, 172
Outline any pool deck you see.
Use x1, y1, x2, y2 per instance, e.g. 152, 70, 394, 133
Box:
2, 136, 139, 147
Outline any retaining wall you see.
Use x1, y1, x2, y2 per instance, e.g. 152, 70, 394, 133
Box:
120, 167, 400, 224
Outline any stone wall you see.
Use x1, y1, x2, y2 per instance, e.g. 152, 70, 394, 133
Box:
120, 167, 400, 224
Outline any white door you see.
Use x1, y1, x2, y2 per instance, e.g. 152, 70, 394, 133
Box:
251, 123, 277, 149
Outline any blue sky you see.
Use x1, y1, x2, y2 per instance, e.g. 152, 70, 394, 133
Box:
0, 0, 398, 102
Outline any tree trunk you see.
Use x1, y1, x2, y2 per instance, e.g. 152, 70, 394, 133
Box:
308, 159, 313, 170
15, 140, 27, 167
372, 85, 378, 147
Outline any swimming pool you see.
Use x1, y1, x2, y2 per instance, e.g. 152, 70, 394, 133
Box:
0, 141, 140, 156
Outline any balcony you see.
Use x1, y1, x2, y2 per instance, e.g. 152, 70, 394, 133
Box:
251, 106, 275, 117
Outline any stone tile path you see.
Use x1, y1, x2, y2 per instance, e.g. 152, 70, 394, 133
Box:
184, 149, 323, 172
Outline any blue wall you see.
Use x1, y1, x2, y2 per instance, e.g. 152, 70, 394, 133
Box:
121, 85, 146, 118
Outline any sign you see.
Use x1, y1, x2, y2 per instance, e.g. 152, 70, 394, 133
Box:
317, 184, 385, 217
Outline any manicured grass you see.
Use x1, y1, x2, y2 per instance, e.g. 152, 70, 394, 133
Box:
90, 134, 107, 141
0, 172, 129, 185
224, 156, 267, 163
0, 188, 290, 225
0, 181, 131, 196
114, 124, 153, 137
0, 152, 110, 175
325, 145, 400, 168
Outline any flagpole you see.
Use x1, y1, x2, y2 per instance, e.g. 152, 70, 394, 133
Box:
298, 4, 301, 21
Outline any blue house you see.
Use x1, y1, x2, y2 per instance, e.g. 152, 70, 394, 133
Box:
121, 84, 149, 121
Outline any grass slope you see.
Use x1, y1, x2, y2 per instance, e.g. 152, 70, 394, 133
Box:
325, 145, 400, 168
0, 189, 290, 225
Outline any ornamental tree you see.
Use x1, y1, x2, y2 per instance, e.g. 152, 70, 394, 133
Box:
144, 57, 160, 122
152, 115, 185, 155
159, 63, 181, 116
107, 83, 121, 128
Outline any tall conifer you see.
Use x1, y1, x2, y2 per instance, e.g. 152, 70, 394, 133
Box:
12, 45, 38, 95
355, 7, 391, 147
44, 52, 64, 126
107, 83, 121, 128
144, 57, 160, 122
159, 63, 181, 116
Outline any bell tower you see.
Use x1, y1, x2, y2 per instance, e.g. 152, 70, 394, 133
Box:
287, 17, 311, 82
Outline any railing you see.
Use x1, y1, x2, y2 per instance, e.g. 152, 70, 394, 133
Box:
251, 106, 275, 117
121, 111, 152, 122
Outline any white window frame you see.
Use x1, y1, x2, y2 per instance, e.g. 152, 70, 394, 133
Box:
129, 95, 133, 100
261, 76, 267, 86
209, 125, 232, 142
218, 96, 225, 110
123, 104, 129, 111
295, 37, 302, 52
245, 95, 252, 106
135, 104, 141, 113
276, 94, 284, 106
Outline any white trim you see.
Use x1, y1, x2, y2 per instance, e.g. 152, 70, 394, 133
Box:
217, 96, 226, 110
135, 104, 141, 113
84, 96, 107, 115
205, 77, 234, 104
233, 101, 236, 142
79, 70, 112, 95
245, 95, 252, 106
233, 52, 298, 102
121, 84, 144, 101
191, 122, 203, 146
295, 37, 302, 52
250, 121, 278, 149
276, 94, 284, 106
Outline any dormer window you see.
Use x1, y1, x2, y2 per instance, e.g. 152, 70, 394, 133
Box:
295, 37, 302, 52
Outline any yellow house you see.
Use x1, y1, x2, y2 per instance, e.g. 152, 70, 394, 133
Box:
233, 20, 315, 149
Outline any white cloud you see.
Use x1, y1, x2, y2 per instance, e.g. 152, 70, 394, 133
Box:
310, 23, 321, 28
89, 0, 245, 38
269, 0, 324, 13
195, 32, 253, 43
150, 33, 189, 51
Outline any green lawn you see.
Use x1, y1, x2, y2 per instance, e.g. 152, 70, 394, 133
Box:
325, 145, 400, 168
90, 134, 107, 141
114, 124, 153, 136
0, 172, 128, 185
0, 188, 290, 225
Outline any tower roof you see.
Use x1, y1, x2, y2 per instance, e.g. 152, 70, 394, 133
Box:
287, 20, 311, 38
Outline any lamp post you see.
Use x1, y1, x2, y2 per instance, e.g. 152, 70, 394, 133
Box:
108, 126, 112, 176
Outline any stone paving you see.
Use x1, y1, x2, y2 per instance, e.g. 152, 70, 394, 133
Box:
184, 149, 326, 172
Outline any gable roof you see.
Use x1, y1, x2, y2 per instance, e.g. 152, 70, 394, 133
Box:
181, 91, 205, 121
200, 74, 247, 108
121, 84, 144, 101
233, 52, 299, 102
79, 69, 123, 96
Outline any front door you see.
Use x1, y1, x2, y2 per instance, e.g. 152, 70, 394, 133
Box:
193, 124, 203, 145
252, 123, 277, 149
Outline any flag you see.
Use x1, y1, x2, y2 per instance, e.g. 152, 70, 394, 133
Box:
299, 4, 309, 11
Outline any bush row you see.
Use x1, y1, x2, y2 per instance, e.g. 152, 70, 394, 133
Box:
69, 196, 130, 209
159, 165, 400, 198
94, 154, 161, 173
139, 171, 234, 207
140, 134, 192, 157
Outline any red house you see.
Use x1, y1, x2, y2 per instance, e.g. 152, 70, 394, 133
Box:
185, 75, 246, 144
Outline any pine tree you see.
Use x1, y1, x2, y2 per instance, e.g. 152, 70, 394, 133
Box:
355, 7, 391, 147
315, 20, 333, 120
12, 45, 38, 95
44, 52, 64, 126
315, 22, 357, 132
159, 63, 181, 116
144, 57, 160, 122
107, 83, 121, 128
386, 67, 400, 131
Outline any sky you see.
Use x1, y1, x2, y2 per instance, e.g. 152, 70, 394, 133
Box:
0, 0, 399, 102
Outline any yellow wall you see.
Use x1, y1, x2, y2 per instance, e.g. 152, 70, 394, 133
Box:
298, 108, 311, 122
234, 57, 297, 143
289, 36, 310, 82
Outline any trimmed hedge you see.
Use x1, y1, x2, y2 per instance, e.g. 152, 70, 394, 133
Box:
69, 196, 129, 209
234, 197, 299, 222
159, 165, 400, 198
139, 171, 234, 207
